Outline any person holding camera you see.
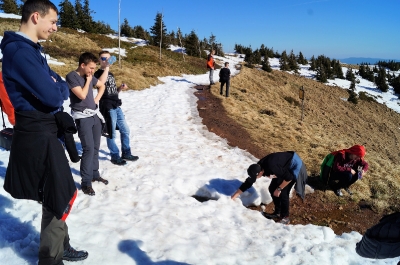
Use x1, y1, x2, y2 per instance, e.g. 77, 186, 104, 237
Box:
94, 50, 139, 166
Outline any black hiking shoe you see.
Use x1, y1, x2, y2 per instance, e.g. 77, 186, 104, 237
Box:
111, 158, 127, 166
121, 154, 139, 161
92, 176, 109, 185
262, 212, 280, 220
344, 187, 353, 195
63, 246, 88, 261
81, 186, 95, 196
334, 189, 343, 197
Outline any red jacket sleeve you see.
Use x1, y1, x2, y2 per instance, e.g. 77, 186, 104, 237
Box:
0, 72, 15, 125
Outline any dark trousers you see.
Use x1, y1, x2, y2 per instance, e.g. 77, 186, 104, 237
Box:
329, 171, 358, 190
268, 178, 296, 218
39, 206, 70, 265
220, 79, 230, 97
75, 115, 102, 186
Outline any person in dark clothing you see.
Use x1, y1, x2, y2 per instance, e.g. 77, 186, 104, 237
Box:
0, 1, 88, 264
94, 50, 139, 166
231, 152, 308, 225
219, 62, 231, 97
207, 50, 215, 85
329, 145, 368, 196
66, 52, 107, 196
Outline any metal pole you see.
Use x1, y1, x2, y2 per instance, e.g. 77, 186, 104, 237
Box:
118, 0, 121, 68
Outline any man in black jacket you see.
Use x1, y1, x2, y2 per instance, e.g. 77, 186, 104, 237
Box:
219, 62, 231, 97
1, 1, 87, 264
231, 151, 308, 225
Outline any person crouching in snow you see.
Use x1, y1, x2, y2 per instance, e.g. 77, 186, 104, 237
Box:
231, 151, 308, 225
329, 145, 368, 197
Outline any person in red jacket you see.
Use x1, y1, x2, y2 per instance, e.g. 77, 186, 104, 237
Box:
207, 50, 215, 85
0, 72, 15, 125
329, 145, 369, 196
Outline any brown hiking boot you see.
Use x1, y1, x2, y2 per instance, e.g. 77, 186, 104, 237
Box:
92, 176, 109, 185
81, 186, 95, 196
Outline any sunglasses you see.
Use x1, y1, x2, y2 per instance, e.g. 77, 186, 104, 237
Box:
100, 57, 108, 61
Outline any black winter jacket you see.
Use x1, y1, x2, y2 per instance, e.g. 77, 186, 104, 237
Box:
3, 111, 77, 219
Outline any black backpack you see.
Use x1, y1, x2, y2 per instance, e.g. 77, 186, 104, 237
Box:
356, 212, 400, 259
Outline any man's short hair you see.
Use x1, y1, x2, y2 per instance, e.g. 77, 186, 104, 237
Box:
21, 0, 58, 24
99, 50, 110, 57
224, 62, 229, 66
79, 52, 99, 65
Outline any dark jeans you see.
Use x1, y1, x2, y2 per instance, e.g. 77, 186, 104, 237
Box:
329, 171, 358, 190
220, 79, 230, 97
268, 178, 296, 218
39, 206, 70, 265
75, 115, 102, 186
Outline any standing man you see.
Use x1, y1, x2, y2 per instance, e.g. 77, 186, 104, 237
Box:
66, 52, 107, 196
0, 0, 88, 264
94, 50, 139, 165
207, 50, 215, 85
231, 151, 308, 225
219, 62, 231, 97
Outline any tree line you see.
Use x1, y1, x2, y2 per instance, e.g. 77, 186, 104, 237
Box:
121, 12, 224, 58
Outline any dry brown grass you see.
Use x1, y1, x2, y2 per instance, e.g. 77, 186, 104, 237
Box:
212, 66, 400, 212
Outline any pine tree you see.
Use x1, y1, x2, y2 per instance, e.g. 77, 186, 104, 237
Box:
375, 67, 389, 92
184, 30, 200, 57
59, 0, 79, 29
74, 0, 85, 30
0, 0, 19, 14
262, 56, 272, 72
279, 50, 290, 71
297, 51, 307, 65
81, 0, 94, 32
288, 50, 299, 73
150, 12, 167, 49
345, 68, 355, 82
390, 74, 400, 95
347, 80, 358, 104
121, 18, 134, 37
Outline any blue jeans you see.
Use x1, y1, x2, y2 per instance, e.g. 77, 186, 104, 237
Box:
209, 69, 214, 84
107, 107, 131, 160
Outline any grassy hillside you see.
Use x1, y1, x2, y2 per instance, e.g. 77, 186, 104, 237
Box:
212, 66, 400, 212
1, 17, 399, 212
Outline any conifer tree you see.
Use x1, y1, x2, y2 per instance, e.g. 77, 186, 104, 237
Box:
309, 55, 316, 70
288, 50, 299, 73
74, 0, 84, 30
297, 51, 307, 65
59, 0, 79, 29
347, 80, 358, 104
121, 18, 134, 37
345, 68, 355, 82
133, 25, 148, 40
184, 30, 200, 57
0, 0, 19, 14
150, 12, 167, 49
262, 56, 272, 72
375, 67, 389, 92
390, 74, 400, 95
279, 50, 290, 71
81, 0, 94, 32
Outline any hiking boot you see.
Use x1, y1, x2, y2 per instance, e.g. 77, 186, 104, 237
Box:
111, 158, 127, 166
334, 189, 343, 197
262, 212, 280, 220
92, 176, 109, 185
344, 187, 353, 195
81, 186, 95, 196
279, 217, 290, 225
63, 246, 88, 261
121, 154, 139, 161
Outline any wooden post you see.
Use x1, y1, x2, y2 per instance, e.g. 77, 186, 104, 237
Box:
299, 86, 305, 121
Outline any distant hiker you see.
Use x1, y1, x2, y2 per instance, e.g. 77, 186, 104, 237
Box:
207, 50, 215, 85
219, 62, 231, 97
328, 145, 368, 196
94, 50, 139, 166
66, 52, 108, 196
231, 151, 308, 225
0, 0, 88, 263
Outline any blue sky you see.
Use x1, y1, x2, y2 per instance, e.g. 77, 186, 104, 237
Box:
51, 0, 400, 60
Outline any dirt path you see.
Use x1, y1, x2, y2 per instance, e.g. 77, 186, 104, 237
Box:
194, 84, 384, 235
